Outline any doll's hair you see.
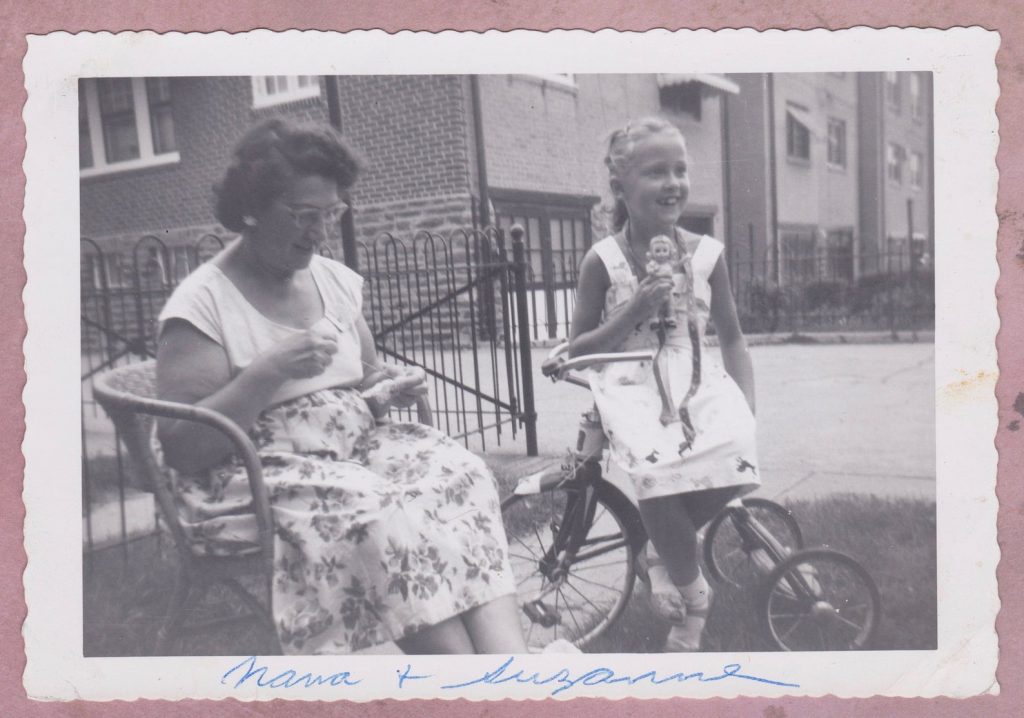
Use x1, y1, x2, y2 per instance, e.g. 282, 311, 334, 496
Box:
604, 117, 686, 231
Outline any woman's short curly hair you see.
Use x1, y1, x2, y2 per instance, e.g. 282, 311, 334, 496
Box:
214, 118, 363, 232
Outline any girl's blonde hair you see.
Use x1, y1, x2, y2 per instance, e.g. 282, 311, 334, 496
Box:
604, 117, 686, 231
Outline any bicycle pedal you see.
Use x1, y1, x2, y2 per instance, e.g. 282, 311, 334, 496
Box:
523, 599, 561, 628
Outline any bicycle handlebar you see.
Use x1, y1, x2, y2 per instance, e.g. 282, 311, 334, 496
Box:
540, 341, 657, 381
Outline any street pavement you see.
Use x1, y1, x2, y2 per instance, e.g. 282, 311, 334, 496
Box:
484, 340, 936, 504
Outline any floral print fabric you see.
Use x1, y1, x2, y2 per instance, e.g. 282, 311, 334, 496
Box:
161, 387, 516, 654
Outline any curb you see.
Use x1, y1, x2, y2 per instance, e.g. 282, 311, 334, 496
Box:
527, 330, 934, 349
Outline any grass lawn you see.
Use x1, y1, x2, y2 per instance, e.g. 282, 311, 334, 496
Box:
83, 481, 935, 656
586, 494, 937, 653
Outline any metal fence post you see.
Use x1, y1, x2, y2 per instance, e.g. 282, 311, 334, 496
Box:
907, 198, 918, 342
510, 225, 538, 456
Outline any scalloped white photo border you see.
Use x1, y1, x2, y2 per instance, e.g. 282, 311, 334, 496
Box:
22, 28, 999, 701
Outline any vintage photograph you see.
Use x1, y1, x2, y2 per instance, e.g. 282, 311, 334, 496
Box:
79, 71, 936, 657
22, 28, 999, 702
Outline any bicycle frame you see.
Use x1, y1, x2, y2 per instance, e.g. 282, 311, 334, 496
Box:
728, 504, 819, 600
525, 461, 632, 581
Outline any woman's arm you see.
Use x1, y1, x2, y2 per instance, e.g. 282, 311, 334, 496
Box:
156, 319, 337, 473
156, 321, 288, 473
708, 255, 756, 414
568, 250, 673, 357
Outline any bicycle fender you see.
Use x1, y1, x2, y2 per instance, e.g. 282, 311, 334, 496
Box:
513, 464, 566, 495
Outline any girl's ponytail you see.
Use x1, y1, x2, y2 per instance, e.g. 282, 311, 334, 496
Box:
611, 198, 629, 232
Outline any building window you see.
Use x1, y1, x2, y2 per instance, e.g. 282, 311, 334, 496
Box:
659, 82, 702, 121
826, 229, 854, 281
827, 117, 847, 168
251, 75, 321, 108
885, 72, 902, 114
79, 78, 180, 178
887, 142, 906, 184
491, 189, 597, 340
786, 104, 812, 161
780, 229, 817, 284
525, 73, 576, 87
910, 151, 923, 189
910, 74, 924, 121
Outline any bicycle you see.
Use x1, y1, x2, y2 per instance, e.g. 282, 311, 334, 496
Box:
500, 341, 882, 652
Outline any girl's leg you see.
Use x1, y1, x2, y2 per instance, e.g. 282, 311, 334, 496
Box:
460, 594, 529, 654
394, 615, 476, 655
682, 486, 744, 531
638, 493, 712, 651
638, 494, 700, 586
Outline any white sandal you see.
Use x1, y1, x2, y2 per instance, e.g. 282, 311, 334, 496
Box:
637, 546, 687, 624
663, 584, 713, 652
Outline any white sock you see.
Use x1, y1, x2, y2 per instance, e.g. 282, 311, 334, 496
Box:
664, 572, 711, 652
678, 572, 710, 610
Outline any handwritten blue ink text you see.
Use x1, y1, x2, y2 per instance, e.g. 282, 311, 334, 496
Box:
440, 657, 800, 697
221, 656, 362, 690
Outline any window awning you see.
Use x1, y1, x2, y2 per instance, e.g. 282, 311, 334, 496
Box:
656, 73, 740, 95
785, 104, 822, 137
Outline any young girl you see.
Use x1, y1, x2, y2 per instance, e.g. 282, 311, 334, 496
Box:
569, 117, 761, 651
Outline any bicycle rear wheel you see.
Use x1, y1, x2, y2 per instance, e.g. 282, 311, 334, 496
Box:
703, 497, 803, 587
759, 548, 881, 651
501, 478, 646, 651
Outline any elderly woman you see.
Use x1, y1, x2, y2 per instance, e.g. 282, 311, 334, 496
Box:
156, 119, 527, 655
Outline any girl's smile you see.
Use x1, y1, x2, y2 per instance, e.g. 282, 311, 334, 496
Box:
615, 132, 690, 237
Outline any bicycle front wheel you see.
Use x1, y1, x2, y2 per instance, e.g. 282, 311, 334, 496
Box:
703, 497, 804, 588
501, 479, 645, 651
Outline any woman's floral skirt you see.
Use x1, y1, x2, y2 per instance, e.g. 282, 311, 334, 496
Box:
164, 388, 516, 654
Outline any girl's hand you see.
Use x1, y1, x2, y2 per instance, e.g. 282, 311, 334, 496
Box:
629, 274, 674, 320
254, 330, 339, 381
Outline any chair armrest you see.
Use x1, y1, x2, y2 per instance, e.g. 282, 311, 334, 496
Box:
94, 387, 274, 568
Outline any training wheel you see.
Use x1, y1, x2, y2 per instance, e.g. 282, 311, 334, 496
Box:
759, 548, 881, 651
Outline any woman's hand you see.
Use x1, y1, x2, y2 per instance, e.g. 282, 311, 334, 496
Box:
386, 365, 429, 409
254, 330, 339, 381
628, 274, 674, 321
362, 366, 428, 417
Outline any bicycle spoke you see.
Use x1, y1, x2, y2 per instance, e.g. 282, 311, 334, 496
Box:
566, 572, 623, 594
566, 559, 627, 572
531, 524, 549, 557
511, 535, 541, 562
564, 576, 606, 615
779, 615, 805, 643
553, 584, 561, 641
557, 586, 585, 637
508, 550, 542, 564
833, 613, 867, 631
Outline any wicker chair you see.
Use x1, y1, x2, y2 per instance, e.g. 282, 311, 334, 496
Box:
93, 359, 432, 655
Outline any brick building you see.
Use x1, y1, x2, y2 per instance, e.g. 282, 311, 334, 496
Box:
78, 72, 932, 327
79, 73, 739, 338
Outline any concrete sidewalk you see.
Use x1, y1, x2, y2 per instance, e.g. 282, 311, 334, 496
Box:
484, 341, 936, 504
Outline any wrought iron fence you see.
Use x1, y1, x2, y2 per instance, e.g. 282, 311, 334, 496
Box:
728, 247, 935, 335
81, 227, 537, 558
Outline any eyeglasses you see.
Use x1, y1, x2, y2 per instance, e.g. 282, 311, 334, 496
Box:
279, 200, 350, 230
